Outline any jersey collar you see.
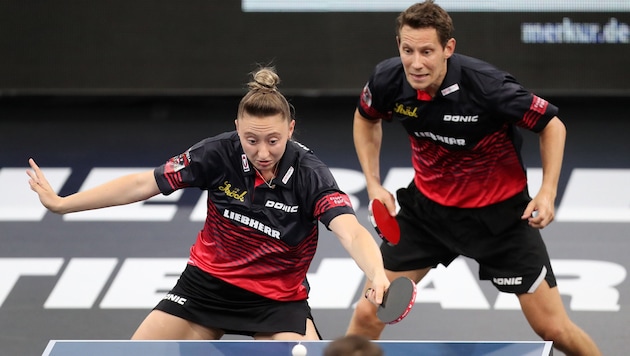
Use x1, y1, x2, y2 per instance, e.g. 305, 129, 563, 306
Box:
273, 140, 311, 189
437, 54, 462, 101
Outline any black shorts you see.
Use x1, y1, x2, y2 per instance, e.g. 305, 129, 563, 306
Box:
154, 265, 320, 337
381, 182, 557, 294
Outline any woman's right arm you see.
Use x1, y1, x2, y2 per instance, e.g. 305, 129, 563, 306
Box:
27, 158, 161, 214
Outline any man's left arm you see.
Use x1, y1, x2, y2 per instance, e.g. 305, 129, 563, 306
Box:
521, 116, 566, 228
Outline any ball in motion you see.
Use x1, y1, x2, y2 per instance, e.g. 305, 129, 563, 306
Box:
292, 343, 308, 356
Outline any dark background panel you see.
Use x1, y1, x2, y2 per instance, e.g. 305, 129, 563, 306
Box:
2, 95, 628, 168
0, 1, 628, 96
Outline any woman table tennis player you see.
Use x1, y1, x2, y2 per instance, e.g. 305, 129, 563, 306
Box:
26, 66, 389, 341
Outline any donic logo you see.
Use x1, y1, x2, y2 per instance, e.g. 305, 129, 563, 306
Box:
493, 277, 523, 285
163, 293, 187, 305
265, 200, 298, 213
443, 114, 478, 122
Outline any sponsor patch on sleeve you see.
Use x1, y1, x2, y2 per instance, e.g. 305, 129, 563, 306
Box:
360, 83, 372, 107
165, 152, 190, 173
530, 95, 549, 115
327, 192, 353, 208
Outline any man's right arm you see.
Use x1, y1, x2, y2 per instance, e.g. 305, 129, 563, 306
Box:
353, 109, 396, 214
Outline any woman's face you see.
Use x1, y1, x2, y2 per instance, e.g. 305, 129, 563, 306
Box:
235, 112, 295, 175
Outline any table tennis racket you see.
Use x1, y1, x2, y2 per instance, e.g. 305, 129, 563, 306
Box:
368, 199, 400, 245
376, 276, 417, 324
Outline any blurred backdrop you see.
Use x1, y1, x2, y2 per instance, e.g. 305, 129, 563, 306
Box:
1, 1, 628, 96
1, 2, 629, 356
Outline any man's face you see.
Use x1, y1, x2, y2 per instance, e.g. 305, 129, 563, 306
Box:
397, 25, 455, 96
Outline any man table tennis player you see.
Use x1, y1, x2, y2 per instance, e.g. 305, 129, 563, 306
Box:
345, 2, 601, 355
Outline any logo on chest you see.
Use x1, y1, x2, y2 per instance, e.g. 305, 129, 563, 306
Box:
443, 114, 478, 123
394, 103, 418, 118
265, 200, 299, 213
218, 181, 248, 202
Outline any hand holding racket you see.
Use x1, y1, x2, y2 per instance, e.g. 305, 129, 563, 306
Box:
368, 198, 400, 245
366, 276, 417, 324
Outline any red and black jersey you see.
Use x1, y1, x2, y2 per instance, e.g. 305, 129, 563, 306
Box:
358, 54, 559, 208
154, 131, 354, 301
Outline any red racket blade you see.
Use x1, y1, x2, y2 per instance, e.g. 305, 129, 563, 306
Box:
376, 277, 417, 325
368, 199, 400, 245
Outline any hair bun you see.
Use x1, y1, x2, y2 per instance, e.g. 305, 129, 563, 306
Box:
248, 67, 280, 91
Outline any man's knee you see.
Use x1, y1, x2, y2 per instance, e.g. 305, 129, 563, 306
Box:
353, 299, 383, 327
531, 318, 574, 344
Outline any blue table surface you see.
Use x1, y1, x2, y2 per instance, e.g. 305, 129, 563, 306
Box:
43, 340, 554, 356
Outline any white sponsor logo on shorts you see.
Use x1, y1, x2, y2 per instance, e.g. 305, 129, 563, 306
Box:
163, 293, 187, 305
492, 277, 523, 286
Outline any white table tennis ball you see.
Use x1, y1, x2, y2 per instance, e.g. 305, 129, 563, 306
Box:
292, 343, 308, 356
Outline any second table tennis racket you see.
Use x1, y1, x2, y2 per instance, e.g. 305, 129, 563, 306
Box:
368, 198, 401, 245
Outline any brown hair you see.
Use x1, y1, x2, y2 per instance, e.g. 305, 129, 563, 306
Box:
237, 66, 292, 122
395, 0, 454, 47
